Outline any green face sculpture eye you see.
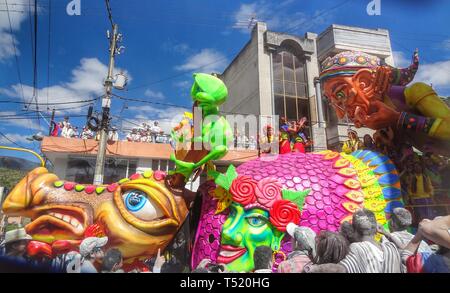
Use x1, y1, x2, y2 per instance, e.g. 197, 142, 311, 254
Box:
245, 214, 268, 228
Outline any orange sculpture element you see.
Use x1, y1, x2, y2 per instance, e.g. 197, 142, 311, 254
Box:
344, 190, 365, 203
344, 178, 361, 190
1, 167, 190, 261
342, 201, 360, 213
333, 158, 350, 169
323, 152, 339, 160
337, 168, 357, 178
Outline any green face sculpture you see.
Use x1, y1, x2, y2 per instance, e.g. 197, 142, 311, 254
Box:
218, 202, 284, 272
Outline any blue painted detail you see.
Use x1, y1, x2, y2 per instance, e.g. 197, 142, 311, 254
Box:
356, 150, 370, 159
385, 201, 404, 213
362, 152, 380, 163
378, 173, 399, 185
382, 187, 402, 199
368, 155, 389, 167
352, 150, 362, 157
374, 163, 397, 174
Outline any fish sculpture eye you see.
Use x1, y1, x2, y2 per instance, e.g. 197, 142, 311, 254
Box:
122, 189, 164, 221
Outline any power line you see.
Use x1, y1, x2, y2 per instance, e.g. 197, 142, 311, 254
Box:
4, 0, 26, 104
46, 0, 52, 111
112, 93, 188, 108
0, 97, 99, 105
126, 51, 237, 91
105, 0, 114, 28
0, 131, 27, 149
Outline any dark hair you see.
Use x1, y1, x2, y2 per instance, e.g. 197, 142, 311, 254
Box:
102, 248, 122, 272
192, 268, 209, 273
206, 263, 225, 273
339, 221, 358, 243
253, 246, 273, 270
314, 231, 349, 264
160, 261, 184, 273
352, 208, 377, 237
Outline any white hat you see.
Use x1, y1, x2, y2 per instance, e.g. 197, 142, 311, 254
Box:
79, 237, 108, 257
0, 228, 32, 246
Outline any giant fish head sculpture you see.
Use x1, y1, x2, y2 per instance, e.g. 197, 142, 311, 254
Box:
2, 167, 189, 261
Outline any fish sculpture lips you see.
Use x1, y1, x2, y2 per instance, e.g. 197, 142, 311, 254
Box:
25, 205, 90, 243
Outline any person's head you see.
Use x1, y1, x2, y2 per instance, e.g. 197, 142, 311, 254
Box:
363, 134, 374, 147
1, 228, 32, 255
102, 248, 123, 272
347, 129, 358, 140
192, 267, 209, 273
79, 236, 108, 261
286, 223, 316, 257
339, 221, 358, 243
352, 209, 377, 238
390, 208, 412, 232
154, 121, 159, 126
280, 117, 287, 124
253, 246, 273, 271
314, 231, 349, 264
413, 162, 423, 174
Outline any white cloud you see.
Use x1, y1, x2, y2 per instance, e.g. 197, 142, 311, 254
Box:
0, 132, 32, 146
173, 80, 191, 90
144, 89, 165, 100
1, 57, 131, 113
175, 49, 228, 73
161, 40, 190, 55
392, 51, 410, 68
0, 0, 32, 61
414, 59, 450, 89
0, 111, 45, 131
232, 1, 326, 34
442, 39, 450, 51
126, 104, 188, 133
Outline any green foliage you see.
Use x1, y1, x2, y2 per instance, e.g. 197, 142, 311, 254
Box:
0, 168, 26, 190
207, 164, 238, 191
282, 188, 311, 211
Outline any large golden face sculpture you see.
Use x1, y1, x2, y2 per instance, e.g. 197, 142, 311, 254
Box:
1, 167, 189, 260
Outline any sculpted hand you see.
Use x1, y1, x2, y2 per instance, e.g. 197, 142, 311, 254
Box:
358, 100, 400, 130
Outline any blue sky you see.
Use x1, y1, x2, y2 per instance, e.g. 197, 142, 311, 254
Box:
0, 0, 450, 163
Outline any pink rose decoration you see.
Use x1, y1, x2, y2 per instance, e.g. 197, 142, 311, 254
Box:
255, 177, 282, 209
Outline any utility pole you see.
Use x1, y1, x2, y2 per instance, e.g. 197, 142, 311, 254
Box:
93, 23, 120, 185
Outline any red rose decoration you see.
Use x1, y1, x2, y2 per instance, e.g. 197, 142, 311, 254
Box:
269, 200, 301, 232
229, 175, 257, 206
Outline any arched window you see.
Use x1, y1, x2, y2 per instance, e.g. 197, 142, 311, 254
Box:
272, 49, 310, 135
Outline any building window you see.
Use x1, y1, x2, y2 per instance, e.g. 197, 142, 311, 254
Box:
65, 156, 137, 184
272, 49, 310, 137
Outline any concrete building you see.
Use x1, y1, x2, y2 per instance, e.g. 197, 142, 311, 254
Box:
220, 22, 394, 151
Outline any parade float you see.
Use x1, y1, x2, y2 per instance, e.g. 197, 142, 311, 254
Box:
1, 55, 449, 272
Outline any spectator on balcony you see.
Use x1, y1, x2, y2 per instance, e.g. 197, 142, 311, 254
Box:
66, 125, 77, 138
81, 126, 94, 140
151, 121, 163, 143
108, 127, 119, 142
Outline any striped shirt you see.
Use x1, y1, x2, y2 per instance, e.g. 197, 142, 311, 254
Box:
382, 231, 433, 254
340, 241, 405, 273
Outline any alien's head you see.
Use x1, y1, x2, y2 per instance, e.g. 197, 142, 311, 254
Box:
191, 73, 228, 112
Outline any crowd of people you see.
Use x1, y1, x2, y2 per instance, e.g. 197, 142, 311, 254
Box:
49, 117, 168, 144
340, 127, 450, 225
2, 209, 448, 273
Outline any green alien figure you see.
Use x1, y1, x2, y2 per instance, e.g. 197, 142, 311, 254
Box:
170, 73, 233, 182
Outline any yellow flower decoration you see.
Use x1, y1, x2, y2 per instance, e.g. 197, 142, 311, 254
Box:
211, 186, 232, 214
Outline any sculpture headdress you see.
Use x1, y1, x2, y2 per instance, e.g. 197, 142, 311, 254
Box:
319, 50, 419, 86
